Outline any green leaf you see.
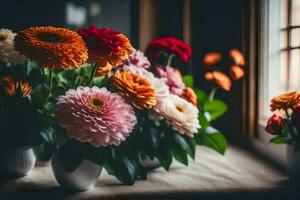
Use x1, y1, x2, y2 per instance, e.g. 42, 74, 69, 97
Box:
195, 127, 228, 155
194, 88, 208, 104
204, 99, 228, 121
182, 75, 193, 87
27, 68, 44, 87
156, 150, 173, 171
51, 85, 65, 97
199, 112, 210, 128
33, 142, 56, 162
269, 136, 286, 144
106, 154, 137, 185
59, 141, 84, 172
173, 134, 193, 159
172, 142, 188, 165
40, 122, 67, 145
31, 84, 49, 108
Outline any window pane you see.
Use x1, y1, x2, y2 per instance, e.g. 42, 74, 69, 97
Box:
289, 49, 300, 90
279, 51, 288, 88
281, 0, 288, 28
290, 28, 300, 47
291, 0, 300, 26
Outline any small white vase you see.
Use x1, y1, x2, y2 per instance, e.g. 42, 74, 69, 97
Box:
0, 147, 36, 178
51, 151, 102, 191
287, 145, 300, 178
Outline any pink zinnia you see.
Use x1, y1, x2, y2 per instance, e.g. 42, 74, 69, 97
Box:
55, 87, 137, 148
155, 65, 185, 95
122, 50, 151, 69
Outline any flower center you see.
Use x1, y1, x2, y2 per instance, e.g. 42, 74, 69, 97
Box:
41, 33, 62, 43
89, 97, 104, 109
176, 104, 184, 113
0, 34, 8, 41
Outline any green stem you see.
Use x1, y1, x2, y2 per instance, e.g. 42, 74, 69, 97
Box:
23, 60, 28, 80
166, 54, 175, 66
89, 64, 98, 87
48, 68, 53, 95
208, 87, 217, 101
285, 109, 290, 119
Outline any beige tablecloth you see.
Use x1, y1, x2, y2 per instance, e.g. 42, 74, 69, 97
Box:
0, 146, 299, 200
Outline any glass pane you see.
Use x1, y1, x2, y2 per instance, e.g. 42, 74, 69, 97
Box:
290, 28, 300, 47
279, 51, 288, 88
289, 49, 300, 90
281, 0, 288, 28
280, 31, 288, 49
291, 0, 300, 26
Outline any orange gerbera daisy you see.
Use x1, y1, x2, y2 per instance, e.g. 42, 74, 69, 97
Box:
229, 65, 244, 80
0, 76, 31, 96
180, 87, 197, 106
0, 76, 15, 96
77, 26, 133, 73
203, 52, 222, 67
270, 91, 300, 111
205, 71, 232, 91
14, 26, 88, 69
110, 71, 156, 109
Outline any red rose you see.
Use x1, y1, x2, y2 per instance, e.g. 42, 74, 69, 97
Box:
265, 114, 284, 135
292, 105, 300, 132
146, 37, 192, 63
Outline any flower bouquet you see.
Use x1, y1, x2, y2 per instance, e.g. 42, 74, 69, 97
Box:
0, 24, 239, 189
265, 92, 300, 176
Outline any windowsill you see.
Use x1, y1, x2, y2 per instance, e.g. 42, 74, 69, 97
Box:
1, 146, 299, 199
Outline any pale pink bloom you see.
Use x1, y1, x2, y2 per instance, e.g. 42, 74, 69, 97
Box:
155, 65, 185, 95
153, 94, 200, 137
122, 50, 151, 69
0, 28, 25, 64
55, 86, 137, 148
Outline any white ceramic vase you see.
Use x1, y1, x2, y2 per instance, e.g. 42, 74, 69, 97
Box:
51, 151, 102, 191
0, 147, 36, 178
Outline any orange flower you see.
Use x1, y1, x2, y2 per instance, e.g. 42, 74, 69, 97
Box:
180, 87, 197, 106
0, 76, 15, 96
203, 52, 222, 67
229, 65, 244, 80
229, 49, 245, 66
205, 71, 232, 91
0, 76, 31, 96
77, 26, 133, 69
96, 64, 113, 76
110, 71, 156, 109
270, 91, 300, 111
15, 26, 88, 69
16, 80, 32, 96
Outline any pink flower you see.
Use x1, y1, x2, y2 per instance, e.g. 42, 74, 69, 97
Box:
55, 87, 137, 148
155, 65, 185, 95
122, 50, 151, 69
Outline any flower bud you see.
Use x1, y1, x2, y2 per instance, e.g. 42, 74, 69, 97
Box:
292, 105, 300, 132
265, 114, 284, 135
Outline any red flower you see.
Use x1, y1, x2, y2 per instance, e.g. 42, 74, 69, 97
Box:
292, 105, 300, 133
265, 114, 284, 135
77, 25, 133, 68
146, 37, 192, 63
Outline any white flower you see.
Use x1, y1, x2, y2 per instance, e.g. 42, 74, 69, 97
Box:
154, 94, 200, 137
0, 28, 26, 64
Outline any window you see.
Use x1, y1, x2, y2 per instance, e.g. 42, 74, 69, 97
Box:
260, 0, 300, 122
255, 0, 300, 165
